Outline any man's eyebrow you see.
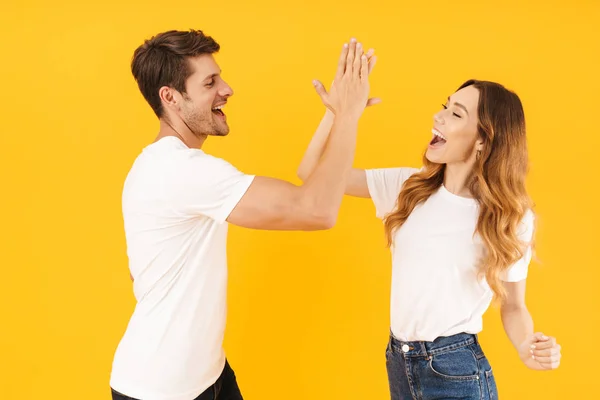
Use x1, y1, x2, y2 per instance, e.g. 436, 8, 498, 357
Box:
201, 69, 222, 81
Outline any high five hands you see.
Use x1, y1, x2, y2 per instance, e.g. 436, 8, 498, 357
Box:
313, 38, 381, 118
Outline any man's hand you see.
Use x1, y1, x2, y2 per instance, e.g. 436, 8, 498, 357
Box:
312, 38, 377, 119
325, 47, 381, 111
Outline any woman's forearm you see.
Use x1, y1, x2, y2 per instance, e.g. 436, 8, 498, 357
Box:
501, 304, 534, 351
297, 110, 335, 181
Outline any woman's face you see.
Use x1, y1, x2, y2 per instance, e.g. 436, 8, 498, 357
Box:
426, 85, 483, 165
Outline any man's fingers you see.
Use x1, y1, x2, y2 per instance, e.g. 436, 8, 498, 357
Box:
366, 97, 382, 107
359, 53, 368, 82
335, 43, 349, 80
345, 38, 356, 77
354, 42, 363, 79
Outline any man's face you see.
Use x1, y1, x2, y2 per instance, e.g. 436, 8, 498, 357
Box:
177, 54, 234, 137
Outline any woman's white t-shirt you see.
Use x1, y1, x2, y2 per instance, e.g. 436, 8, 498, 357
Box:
365, 167, 534, 342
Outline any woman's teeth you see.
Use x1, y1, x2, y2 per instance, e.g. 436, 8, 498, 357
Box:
432, 128, 447, 141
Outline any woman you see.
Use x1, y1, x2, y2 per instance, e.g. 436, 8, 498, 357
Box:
301, 55, 562, 399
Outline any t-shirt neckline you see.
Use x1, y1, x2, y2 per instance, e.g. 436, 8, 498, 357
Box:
439, 184, 479, 207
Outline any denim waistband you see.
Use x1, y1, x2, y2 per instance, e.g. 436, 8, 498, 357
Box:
389, 331, 480, 358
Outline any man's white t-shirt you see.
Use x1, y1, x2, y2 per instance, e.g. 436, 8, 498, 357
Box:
110, 136, 255, 400
365, 167, 534, 342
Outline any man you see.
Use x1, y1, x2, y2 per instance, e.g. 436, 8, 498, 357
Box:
110, 29, 375, 400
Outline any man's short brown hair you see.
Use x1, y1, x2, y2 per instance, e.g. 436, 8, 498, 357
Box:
131, 29, 220, 118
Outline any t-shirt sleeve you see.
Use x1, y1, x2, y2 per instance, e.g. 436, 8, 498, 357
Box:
168, 152, 255, 223
364, 167, 420, 219
501, 209, 535, 282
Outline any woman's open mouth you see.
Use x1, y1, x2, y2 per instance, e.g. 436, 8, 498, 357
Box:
429, 128, 447, 148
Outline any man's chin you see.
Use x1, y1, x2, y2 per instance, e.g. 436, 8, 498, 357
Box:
206, 122, 230, 137
206, 129, 229, 137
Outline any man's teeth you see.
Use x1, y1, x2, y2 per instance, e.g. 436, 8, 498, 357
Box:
432, 129, 447, 141
212, 105, 224, 111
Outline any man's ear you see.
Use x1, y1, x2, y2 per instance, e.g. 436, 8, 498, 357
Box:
159, 86, 180, 112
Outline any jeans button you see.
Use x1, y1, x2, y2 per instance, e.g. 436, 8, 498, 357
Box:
402, 344, 410, 352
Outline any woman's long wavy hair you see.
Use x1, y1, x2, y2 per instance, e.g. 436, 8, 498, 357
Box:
383, 80, 534, 300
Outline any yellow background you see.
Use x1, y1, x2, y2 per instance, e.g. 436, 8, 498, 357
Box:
2, 0, 599, 398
